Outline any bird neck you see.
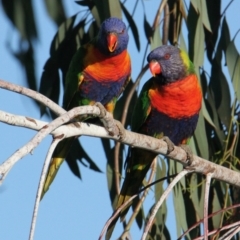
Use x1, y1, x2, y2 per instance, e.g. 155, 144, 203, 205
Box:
149, 74, 202, 118
83, 45, 131, 82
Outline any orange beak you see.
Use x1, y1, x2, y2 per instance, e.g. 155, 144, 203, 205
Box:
149, 61, 161, 76
107, 33, 118, 52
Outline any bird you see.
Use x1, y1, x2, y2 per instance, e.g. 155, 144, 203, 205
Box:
41, 17, 131, 199
106, 44, 202, 239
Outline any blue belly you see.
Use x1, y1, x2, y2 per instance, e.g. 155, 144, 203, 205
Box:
139, 108, 199, 145
79, 72, 127, 106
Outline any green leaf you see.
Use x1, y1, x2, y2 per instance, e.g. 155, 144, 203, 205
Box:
211, 185, 223, 229
179, 30, 187, 53
193, 17, 204, 67
66, 139, 102, 180
2, 0, 38, 40
194, 109, 209, 160
120, 2, 140, 51
103, 138, 123, 204
200, 0, 211, 32
39, 58, 60, 116
143, 14, 153, 43
204, 0, 221, 62
226, 40, 240, 102
44, 0, 66, 26
173, 184, 190, 238
109, 0, 121, 18
209, 59, 232, 128
201, 99, 215, 128
205, 87, 226, 150
189, 0, 201, 13
219, 17, 231, 55
91, 0, 122, 21
187, 2, 198, 61
189, 173, 204, 219
150, 26, 162, 51
75, 0, 94, 8
155, 157, 166, 202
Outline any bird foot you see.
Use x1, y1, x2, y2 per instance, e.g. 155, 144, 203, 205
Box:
162, 136, 175, 154
95, 102, 125, 138
114, 120, 126, 140
95, 102, 107, 118
180, 144, 193, 166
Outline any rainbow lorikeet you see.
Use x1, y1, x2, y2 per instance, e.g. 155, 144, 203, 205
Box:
41, 17, 131, 199
106, 45, 202, 238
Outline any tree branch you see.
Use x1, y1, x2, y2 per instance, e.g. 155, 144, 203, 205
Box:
1, 107, 240, 188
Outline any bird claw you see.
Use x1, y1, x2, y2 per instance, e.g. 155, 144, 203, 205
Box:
94, 102, 107, 118
162, 136, 175, 154
94, 102, 125, 138
180, 144, 193, 166
114, 120, 126, 140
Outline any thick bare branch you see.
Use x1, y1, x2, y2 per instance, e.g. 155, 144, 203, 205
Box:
1, 107, 240, 188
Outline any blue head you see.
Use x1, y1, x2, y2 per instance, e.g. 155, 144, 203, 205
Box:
97, 17, 129, 56
147, 45, 195, 84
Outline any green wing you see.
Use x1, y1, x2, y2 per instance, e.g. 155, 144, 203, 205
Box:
131, 78, 154, 132
63, 39, 96, 110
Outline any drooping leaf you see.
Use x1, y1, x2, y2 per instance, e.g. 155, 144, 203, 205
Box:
150, 26, 162, 51
66, 139, 102, 180
204, 0, 221, 62
193, 17, 204, 68
120, 2, 140, 51
39, 14, 87, 115
104, 139, 124, 204
91, 0, 122, 24
173, 183, 190, 238
189, 173, 204, 219
209, 58, 232, 129
75, 0, 94, 8
187, 2, 199, 61
44, 0, 66, 26
194, 110, 209, 160
108, 0, 122, 19
200, 0, 211, 32
2, 0, 38, 40
154, 158, 167, 236
114, 79, 138, 126
39, 58, 60, 116
143, 14, 153, 43
168, 0, 184, 45
226, 40, 240, 102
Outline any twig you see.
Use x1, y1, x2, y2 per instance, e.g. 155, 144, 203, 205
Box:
179, 203, 240, 239
193, 221, 240, 240
99, 194, 139, 240
203, 172, 214, 240
162, 3, 169, 44
29, 138, 62, 240
218, 225, 240, 240
120, 158, 157, 239
113, 64, 148, 194
141, 169, 189, 240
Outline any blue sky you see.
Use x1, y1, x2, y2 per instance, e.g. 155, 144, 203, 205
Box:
0, 1, 240, 240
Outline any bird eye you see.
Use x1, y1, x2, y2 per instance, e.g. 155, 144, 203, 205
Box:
164, 54, 170, 60
120, 29, 125, 34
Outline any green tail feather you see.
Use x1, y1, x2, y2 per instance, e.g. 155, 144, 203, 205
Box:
41, 137, 74, 199
105, 148, 156, 239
